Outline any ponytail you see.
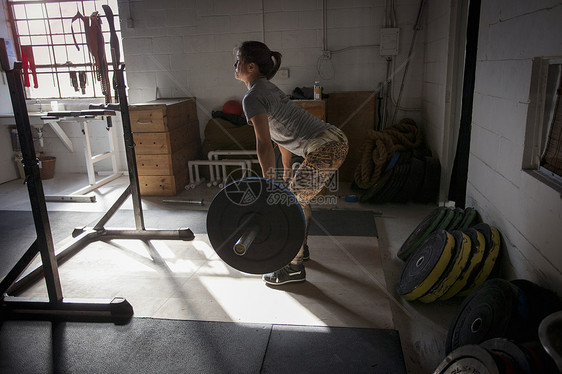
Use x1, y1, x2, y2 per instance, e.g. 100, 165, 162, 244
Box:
237, 41, 283, 80
267, 51, 282, 80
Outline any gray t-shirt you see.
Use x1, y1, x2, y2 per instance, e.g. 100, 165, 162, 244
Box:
242, 77, 333, 157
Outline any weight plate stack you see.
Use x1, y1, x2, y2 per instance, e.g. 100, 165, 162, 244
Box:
393, 156, 425, 203
206, 177, 305, 274
434, 207, 456, 232
457, 224, 502, 296
446, 208, 465, 231
419, 230, 472, 303
374, 156, 412, 204
371, 167, 399, 204
435, 339, 559, 373
359, 169, 392, 203
439, 228, 487, 301
397, 207, 479, 263
457, 207, 479, 229
389, 163, 412, 203
433, 344, 500, 374
445, 278, 520, 354
519, 341, 560, 374
397, 230, 456, 301
384, 151, 401, 172
481, 338, 533, 374
471, 224, 501, 285
391, 162, 412, 203
510, 279, 562, 343
414, 156, 441, 204
397, 207, 447, 261
397, 150, 414, 165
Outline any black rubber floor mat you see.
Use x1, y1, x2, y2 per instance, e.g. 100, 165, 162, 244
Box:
0, 318, 271, 374
308, 209, 378, 237
0, 319, 406, 374
262, 325, 407, 374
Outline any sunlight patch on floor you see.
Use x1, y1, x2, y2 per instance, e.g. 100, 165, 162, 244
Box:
198, 276, 328, 326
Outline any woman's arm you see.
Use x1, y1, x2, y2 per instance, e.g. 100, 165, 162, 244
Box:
278, 144, 293, 181
250, 113, 276, 179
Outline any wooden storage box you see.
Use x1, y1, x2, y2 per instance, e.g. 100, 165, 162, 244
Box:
136, 144, 200, 177
129, 98, 197, 133
136, 148, 186, 176
294, 100, 325, 120
133, 122, 195, 155
326, 92, 376, 182
129, 98, 201, 196
138, 171, 187, 196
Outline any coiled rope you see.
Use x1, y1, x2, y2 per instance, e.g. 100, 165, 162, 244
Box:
354, 119, 423, 189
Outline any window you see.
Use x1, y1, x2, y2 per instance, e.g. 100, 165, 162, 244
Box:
6, 0, 122, 99
523, 57, 562, 193
541, 62, 562, 177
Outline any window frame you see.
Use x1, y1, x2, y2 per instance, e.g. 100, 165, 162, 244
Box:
523, 56, 562, 194
6, 0, 121, 100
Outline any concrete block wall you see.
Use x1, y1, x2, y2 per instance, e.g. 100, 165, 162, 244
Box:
2, 0, 426, 180
421, 0, 456, 202
117, 0, 426, 140
467, 1, 562, 291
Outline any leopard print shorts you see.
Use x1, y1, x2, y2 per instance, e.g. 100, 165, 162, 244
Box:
289, 127, 349, 206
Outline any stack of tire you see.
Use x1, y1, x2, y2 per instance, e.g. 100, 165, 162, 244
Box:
434, 278, 562, 373
396, 207, 502, 303
359, 151, 441, 204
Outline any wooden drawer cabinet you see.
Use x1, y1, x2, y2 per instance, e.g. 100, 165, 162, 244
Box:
129, 98, 200, 196
136, 148, 190, 176
130, 99, 197, 132
133, 122, 194, 155
293, 100, 325, 120
137, 173, 187, 196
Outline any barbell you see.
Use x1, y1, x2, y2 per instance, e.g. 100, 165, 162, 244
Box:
206, 177, 306, 274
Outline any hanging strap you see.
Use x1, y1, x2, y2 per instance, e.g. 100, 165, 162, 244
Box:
20, 46, 38, 88
69, 70, 79, 91
79, 71, 87, 94
70, 11, 85, 51
71, 11, 111, 103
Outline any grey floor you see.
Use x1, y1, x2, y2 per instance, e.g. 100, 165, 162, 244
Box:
0, 173, 463, 373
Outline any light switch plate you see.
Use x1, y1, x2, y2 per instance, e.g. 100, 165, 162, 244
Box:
380, 28, 400, 56
277, 68, 289, 79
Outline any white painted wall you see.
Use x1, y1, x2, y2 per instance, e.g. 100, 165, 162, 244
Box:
467, 1, 562, 291
116, 0, 425, 137
2, 1, 426, 179
421, 0, 469, 203
422, 0, 562, 290
0, 2, 18, 183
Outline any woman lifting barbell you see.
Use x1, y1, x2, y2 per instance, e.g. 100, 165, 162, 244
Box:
234, 41, 349, 285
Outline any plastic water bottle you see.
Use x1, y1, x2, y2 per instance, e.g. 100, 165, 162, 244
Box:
314, 81, 321, 100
